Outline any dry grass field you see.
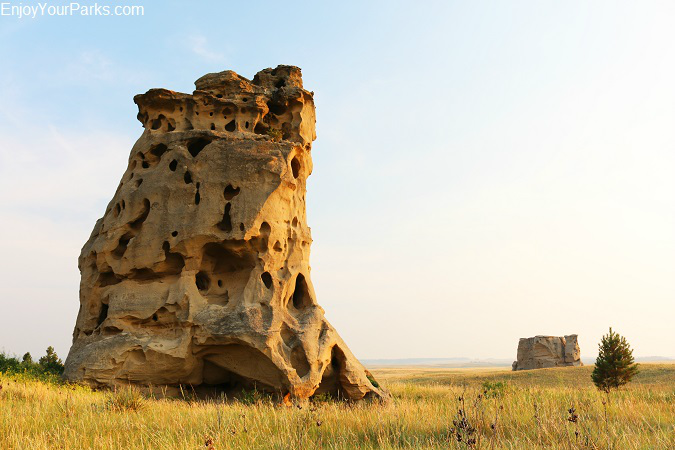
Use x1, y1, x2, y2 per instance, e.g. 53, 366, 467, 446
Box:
1, 364, 673, 449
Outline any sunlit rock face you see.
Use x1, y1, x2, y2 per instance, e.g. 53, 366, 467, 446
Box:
64, 65, 386, 401
512, 335, 582, 371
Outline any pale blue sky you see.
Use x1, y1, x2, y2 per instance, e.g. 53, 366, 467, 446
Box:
1, 1, 673, 361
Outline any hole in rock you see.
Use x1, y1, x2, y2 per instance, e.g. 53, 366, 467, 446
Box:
291, 345, 311, 378
136, 179, 143, 188
171, 231, 178, 237
292, 217, 298, 227
217, 203, 232, 232
268, 101, 287, 115
96, 303, 109, 328
195, 183, 201, 205
254, 123, 267, 135
196, 271, 210, 291
239, 223, 245, 231
101, 326, 122, 336
169, 160, 178, 171
141, 144, 169, 169
167, 122, 175, 132
223, 184, 240, 200
216, 94, 223, 99
280, 323, 296, 348
150, 144, 168, 159
210, 123, 216, 130
209, 112, 214, 117
282, 123, 292, 140
225, 120, 236, 132
259, 222, 271, 236
122, 350, 148, 369
261, 272, 273, 289
291, 157, 301, 178
273, 241, 282, 252
319, 322, 329, 341
188, 137, 211, 157
275, 79, 286, 88
291, 274, 311, 310
112, 233, 133, 259
113, 203, 121, 217
130, 199, 151, 229
184, 171, 193, 184
203, 243, 253, 273
242, 98, 248, 102
197, 242, 255, 305
98, 272, 120, 287
127, 268, 166, 281
152, 313, 158, 322
245, 121, 249, 129
313, 346, 347, 398
161, 241, 185, 275
151, 116, 164, 130
191, 347, 283, 399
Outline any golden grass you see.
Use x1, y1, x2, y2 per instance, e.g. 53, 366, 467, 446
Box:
1, 364, 673, 449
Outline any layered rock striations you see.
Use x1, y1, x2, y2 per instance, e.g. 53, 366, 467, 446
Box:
512, 335, 582, 371
64, 65, 385, 401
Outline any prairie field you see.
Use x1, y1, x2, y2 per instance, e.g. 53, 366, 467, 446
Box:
1, 364, 673, 449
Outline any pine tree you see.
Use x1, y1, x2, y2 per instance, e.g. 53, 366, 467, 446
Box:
591, 328, 639, 393
38, 346, 64, 375
22, 352, 33, 364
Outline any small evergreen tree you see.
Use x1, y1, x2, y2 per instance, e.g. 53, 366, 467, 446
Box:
22, 352, 33, 364
591, 328, 639, 393
38, 346, 64, 375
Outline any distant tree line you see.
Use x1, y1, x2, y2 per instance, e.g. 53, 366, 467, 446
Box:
0, 346, 65, 382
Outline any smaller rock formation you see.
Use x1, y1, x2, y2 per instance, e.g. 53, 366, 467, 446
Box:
512, 335, 582, 371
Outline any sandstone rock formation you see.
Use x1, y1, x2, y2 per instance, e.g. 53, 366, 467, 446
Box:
512, 335, 582, 371
64, 65, 386, 401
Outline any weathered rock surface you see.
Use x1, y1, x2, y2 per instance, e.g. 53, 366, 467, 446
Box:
64, 65, 386, 401
512, 335, 582, 371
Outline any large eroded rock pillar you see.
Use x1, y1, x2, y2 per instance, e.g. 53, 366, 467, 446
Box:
64, 65, 385, 401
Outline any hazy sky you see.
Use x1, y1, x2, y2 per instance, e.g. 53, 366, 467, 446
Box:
0, 1, 673, 361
